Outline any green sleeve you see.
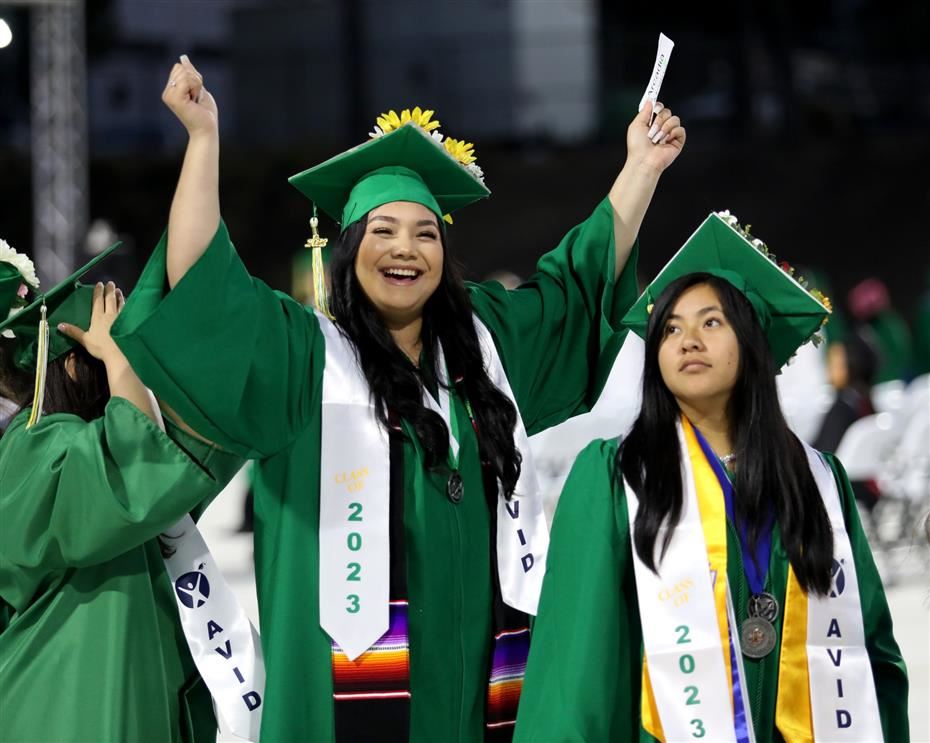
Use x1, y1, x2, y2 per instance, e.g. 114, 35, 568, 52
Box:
468, 198, 639, 435
0, 398, 222, 571
515, 438, 640, 742
162, 416, 246, 521
823, 452, 909, 742
112, 221, 323, 458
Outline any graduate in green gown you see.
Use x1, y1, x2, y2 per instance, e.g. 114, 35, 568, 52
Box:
109, 56, 686, 741
0, 246, 243, 743
515, 212, 908, 743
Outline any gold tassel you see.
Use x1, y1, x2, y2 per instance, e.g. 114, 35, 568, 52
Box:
305, 209, 332, 319
26, 304, 49, 429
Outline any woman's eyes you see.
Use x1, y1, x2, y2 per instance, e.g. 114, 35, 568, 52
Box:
664, 317, 723, 334
370, 228, 437, 239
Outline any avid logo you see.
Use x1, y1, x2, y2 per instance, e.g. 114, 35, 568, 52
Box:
829, 559, 846, 598
175, 564, 211, 609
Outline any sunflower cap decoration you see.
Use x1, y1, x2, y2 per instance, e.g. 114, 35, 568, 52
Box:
288, 106, 489, 317
623, 210, 832, 370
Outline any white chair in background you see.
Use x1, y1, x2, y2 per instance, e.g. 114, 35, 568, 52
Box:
871, 379, 907, 414
902, 373, 929, 414
834, 412, 902, 481
879, 376, 930, 506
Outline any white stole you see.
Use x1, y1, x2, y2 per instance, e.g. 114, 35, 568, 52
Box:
164, 514, 265, 742
801, 441, 883, 742
317, 313, 548, 660
624, 422, 739, 742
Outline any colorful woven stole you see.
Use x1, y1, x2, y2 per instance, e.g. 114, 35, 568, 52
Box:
485, 482, 531, 739
331, 405, 530, 741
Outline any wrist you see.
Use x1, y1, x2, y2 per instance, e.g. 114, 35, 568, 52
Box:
620, 156, 664, 181
188, 128, 219, 147
102, 349, 130, 376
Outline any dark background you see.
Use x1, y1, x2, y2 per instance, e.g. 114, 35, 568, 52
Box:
1, 0, 928, 319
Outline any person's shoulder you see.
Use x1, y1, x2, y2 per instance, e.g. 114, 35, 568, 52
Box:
576, 436, 622, 466
0, 410, 92, 489
564, 437, 625, 504
2, 409, 89, 445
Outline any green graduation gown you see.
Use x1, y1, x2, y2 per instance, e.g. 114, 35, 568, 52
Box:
0, 398, 243, 743
513, 438, 909, 743
111, 198, 637, 742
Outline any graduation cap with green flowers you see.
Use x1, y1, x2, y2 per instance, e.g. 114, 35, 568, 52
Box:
0, 241, 121, 427
623, 211, 832, 369
287, 107, 490, 317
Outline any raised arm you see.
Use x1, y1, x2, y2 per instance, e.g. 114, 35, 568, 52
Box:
609, 100, 686, 280
470, 104, 685, 434
112, 56, 323, 457
161, 54, 221, 287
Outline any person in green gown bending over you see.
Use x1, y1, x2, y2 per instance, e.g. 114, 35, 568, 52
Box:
112, 55, 685, 741
514, 212, 908, 743
0, 246, 242, 742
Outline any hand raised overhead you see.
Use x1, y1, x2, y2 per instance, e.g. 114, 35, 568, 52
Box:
626, 101, 686, 174
162, 54, 218, 137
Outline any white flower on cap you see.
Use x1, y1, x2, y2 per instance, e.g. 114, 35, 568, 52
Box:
0, 238, 40, 291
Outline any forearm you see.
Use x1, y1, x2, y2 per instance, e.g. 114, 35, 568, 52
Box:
608, 159, 662, 280
105, 355, 164, 431
167, 132, 221, 288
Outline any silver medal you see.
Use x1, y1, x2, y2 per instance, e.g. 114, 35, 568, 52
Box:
740, 616, 777, 659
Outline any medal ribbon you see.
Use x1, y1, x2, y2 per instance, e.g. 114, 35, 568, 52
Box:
692, 427, 773, 598
691, 425, 757, 743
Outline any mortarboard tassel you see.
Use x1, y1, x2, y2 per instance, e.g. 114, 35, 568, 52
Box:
25, 303, 49, 429
305, 206, 332, 319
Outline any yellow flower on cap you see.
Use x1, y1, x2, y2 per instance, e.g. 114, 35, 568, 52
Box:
375, 107, 440, 136
443, 137, 477, 165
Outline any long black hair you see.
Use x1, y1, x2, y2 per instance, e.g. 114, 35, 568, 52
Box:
329, 213, 522, 497
618, 273, 834, 595
0, 341, 109, 427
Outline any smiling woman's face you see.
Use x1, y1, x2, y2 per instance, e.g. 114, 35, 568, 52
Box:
658, 282, 741, 410
354, 201, 444, 327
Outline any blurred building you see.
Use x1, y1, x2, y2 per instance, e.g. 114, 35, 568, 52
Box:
231, 0, 599, 147
86, 0, 252, 153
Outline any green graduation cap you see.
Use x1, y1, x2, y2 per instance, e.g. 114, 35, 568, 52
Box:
0, 241, 121, 428
0, 241, 123, 371
288, 121, 490, 228
623, 211, 831, 369
0, 263, 26, 320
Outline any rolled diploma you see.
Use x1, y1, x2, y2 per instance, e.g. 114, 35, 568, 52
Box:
638, 32, 675, 119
